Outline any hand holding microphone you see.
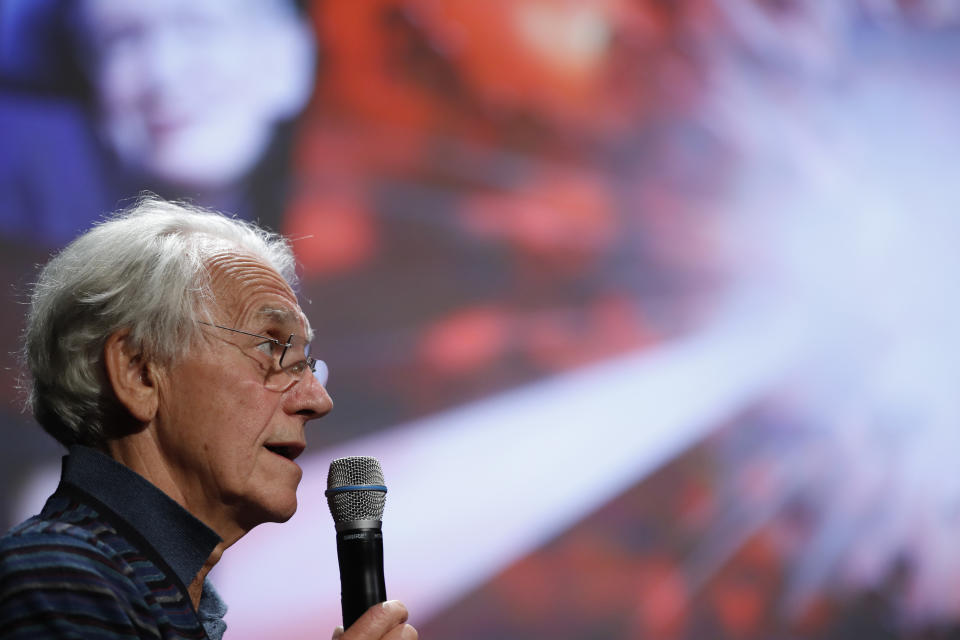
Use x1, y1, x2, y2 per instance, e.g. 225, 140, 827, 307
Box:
330, 601, 416, 640
326, 457, 417, 640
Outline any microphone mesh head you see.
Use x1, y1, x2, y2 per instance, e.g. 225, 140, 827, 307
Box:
326, 456, 387, 523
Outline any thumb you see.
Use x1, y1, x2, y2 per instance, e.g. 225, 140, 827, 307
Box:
342, 600, 411, 639
332, 625, 344, 639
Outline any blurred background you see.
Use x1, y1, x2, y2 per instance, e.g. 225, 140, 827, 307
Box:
2, 0, 960, 638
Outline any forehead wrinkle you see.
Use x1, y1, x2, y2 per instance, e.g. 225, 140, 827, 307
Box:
257, 306, 313, 341
207, 250, 281, 285
205, 250, 302, 330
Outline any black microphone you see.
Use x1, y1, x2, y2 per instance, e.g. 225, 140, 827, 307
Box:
325, 456, 388, 629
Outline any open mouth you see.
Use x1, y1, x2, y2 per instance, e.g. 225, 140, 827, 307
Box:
264, 443, 304, 461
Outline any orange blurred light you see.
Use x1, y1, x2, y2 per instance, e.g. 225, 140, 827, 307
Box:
418, 305, 512, 374
284, 191, 378, 275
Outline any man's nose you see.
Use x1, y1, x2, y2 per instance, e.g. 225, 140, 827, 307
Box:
287, 364, 333, 420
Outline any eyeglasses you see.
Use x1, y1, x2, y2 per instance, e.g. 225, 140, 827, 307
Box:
199, 322, 329, 391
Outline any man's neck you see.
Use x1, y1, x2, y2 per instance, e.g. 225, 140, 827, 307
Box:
188, 544, 226, 609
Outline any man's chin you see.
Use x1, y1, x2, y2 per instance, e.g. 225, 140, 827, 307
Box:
272, 501, 298, 523
264, 493, 298, 524
237, 493, 298, 531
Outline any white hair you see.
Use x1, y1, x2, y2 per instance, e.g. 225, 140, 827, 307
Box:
24, 195, 298, 447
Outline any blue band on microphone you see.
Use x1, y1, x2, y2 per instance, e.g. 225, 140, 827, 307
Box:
324, 484, 388, 496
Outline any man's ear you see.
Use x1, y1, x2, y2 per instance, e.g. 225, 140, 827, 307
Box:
103, 329, 158, 424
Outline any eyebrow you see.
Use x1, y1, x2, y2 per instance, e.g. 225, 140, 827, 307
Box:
257, 306, 313, 341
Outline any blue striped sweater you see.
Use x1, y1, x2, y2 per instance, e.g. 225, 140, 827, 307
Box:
0, 447, 226, 639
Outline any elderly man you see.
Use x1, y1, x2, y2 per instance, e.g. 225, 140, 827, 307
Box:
0, 197, 416, 640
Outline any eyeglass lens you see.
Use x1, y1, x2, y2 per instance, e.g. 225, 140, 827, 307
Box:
269, 333, 328, 390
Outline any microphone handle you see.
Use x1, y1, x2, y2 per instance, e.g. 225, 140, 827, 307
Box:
336, 527, 387, 628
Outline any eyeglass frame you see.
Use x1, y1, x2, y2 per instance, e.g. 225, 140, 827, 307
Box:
197, 321, 326, 388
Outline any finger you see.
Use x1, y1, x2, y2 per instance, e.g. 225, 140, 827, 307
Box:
342, 600, 409, 639
383, 623, 418, 640
332, 626, 344, 639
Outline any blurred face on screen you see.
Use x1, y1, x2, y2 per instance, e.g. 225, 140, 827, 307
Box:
79, 0, 314, 190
